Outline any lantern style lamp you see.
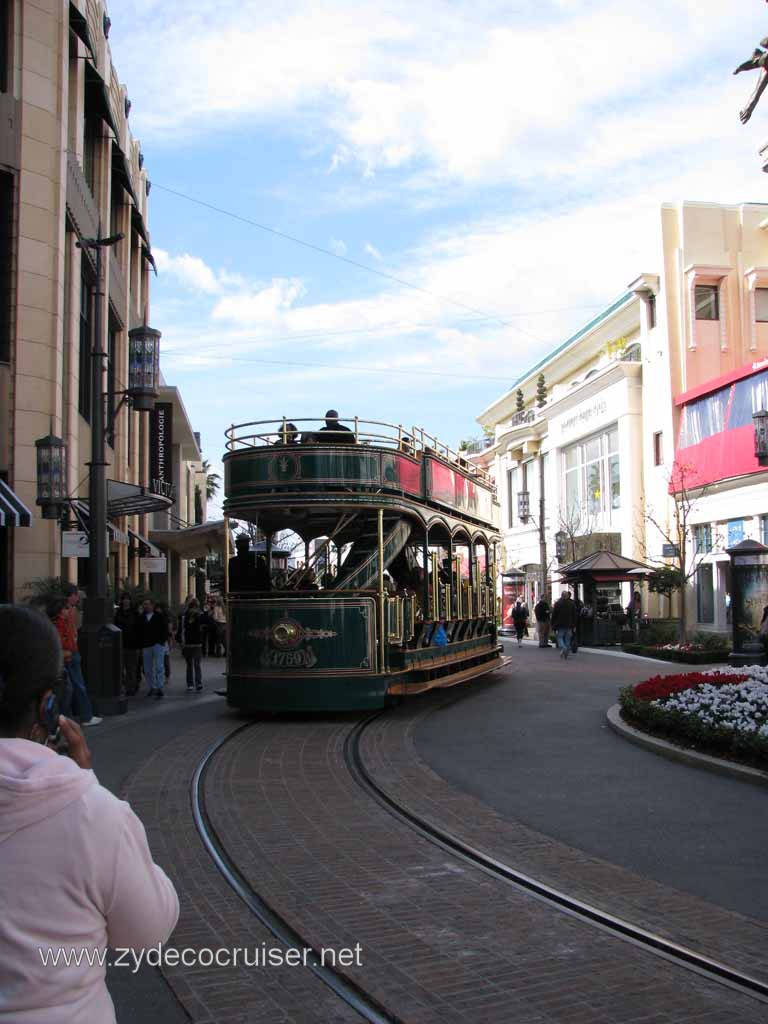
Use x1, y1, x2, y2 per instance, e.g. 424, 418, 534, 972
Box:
517, 490, 530, 523
555, 530, 567, 562
754, 409, 768, 465
127, 325, 161, 412
35, 434, 67, 519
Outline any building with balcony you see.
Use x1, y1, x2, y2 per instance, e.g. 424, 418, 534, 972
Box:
0, 1, 212, 606
474, 200, 768, 638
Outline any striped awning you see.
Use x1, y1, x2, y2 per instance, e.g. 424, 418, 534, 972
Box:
72, 501, 129, 545
127, 526, 161, 557
0, 480, 32, 527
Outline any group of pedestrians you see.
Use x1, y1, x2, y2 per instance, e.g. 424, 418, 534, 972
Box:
113, 592, 227, 697
509, 590, 581, 659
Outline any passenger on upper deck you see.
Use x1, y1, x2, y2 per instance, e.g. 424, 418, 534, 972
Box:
318, 409, 356, 444
274, 422, 299, 445
400, 434, 414, 457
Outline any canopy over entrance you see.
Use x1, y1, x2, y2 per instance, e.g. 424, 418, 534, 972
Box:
149, 520, 229, 559
558, 550, 654, 583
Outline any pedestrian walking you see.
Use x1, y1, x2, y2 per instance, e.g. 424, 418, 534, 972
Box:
571, 594, 583, 654
511, 598, 529, 648
212, 596, 227, 657
181, 598, 204, 692
534, 595, 552, 648
136, 598, 168, 699
54, 584, 101, 726
114, 593, 140, 695
0, 604, 179, 1023
551, 590, 578, 659
200, 597, 214, 657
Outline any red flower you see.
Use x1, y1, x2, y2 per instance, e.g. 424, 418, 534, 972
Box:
632, 672, 748, 703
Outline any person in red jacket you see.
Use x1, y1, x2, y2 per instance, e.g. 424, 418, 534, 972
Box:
54, 584, 101, 726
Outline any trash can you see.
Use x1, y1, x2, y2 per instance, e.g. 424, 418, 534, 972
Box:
80, 622, 126, 716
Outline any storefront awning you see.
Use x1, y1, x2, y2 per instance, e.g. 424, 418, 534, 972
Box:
558, 550, 654, 582
127, 526, 161, 557
149, 520, 228, 559
69, 3, 96, 59
0, 479, 32, 527
72, 501, 128, 545
106, 480, 174, 517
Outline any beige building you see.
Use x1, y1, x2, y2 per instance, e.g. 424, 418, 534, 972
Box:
0, 1, 210, 607
473, 200, 768, 638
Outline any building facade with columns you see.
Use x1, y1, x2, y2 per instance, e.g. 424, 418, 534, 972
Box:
474, 200, 768, 637
0, 1, 208, 605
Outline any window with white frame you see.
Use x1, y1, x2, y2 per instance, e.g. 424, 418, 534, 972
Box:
694, 523, 712, 554
562, 427, 620, 522
756, 288, 768, 323
694, 285, 719, 321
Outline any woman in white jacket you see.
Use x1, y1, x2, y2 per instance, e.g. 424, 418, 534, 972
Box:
0, 605, 179, 1023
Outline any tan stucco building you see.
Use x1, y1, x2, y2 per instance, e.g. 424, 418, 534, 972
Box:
0, 1, 210, 608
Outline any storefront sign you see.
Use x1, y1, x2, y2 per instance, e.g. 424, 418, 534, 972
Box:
559, 400, 608, 438
62, 531, 90, 558
150, 403, 174, 497
662, 544, 680, 557
140, 555, 167, 574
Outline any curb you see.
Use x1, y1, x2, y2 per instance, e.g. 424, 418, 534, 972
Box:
606, 704, 768, 789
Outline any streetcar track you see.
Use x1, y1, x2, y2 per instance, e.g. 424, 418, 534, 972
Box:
344, 713, 768, 1008
191, 721, 401, 1024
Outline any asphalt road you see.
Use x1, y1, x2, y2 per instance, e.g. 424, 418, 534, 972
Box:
415, 639, 768, 922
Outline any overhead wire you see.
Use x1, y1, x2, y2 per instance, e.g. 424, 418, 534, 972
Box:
151, 181, 549, 342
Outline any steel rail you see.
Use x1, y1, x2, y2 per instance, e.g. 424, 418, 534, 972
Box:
344, 714, 768, 1007
191, 723, 401, 1024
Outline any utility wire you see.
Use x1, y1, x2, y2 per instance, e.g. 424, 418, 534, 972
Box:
151, 182, 545, 342
165, 351, 524, 383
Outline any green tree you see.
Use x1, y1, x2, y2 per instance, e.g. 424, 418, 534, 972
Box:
536, 373, 547, 408
647, 565, 684, 618
202, 460, 221, 501
515, 389, 524, 412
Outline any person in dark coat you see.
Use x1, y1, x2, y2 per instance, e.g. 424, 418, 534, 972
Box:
533, 596, 552, 648
318, 409, 355, 444
114, 594, 140, 695
511, 599, 529, 648
181, 598, 204, 692
551, 590, 578, 660
136, 599, 168, 698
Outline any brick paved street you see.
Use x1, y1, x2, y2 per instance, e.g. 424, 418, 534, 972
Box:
91, 650, 768, 1022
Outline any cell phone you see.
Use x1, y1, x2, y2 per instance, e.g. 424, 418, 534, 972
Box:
41, 693, 61, 745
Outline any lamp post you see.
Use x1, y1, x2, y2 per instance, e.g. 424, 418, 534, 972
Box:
517, 490, 530, 523
75, 231, 160, 714
555, 530, 568, 563
753, 409, 768, 466
35, 433, 67, 520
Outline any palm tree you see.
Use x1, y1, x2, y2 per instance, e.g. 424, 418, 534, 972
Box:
202, 460, 221, 501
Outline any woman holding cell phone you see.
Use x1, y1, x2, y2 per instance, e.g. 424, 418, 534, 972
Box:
0, 605, 179, 1023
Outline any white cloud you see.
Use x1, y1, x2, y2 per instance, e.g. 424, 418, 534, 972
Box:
330, 237, 347, 255
153, 249, 243, 294
211, 278, 306, 325
364, 242, 382, 261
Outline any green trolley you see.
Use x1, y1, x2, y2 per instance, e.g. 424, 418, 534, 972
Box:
223, 416, 503, 712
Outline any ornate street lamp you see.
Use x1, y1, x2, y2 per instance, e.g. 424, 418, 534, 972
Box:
753, 409, 768, 465
127, 325, 161, 412
517, 490, 530, 523
555, 530, 567, 562
35, 434, 67, 519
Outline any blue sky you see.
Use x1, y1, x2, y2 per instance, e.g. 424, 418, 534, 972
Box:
108, 0, 768, 509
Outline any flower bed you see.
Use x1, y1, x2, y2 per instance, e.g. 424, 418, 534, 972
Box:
619, 666, 768, 768
621, 643, 729, 664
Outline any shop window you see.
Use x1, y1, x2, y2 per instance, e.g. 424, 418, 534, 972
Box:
756, 288, 768, 323
728, 369, 768, 430
678, 388, 728, 448
0, 171, 13, 364
694, 285, 719, 321
653, 431, 663, 466
694, 524, 712, 554
506, 468, 514, 529
647, 293, 657, 329
727, 519, 745, 546
561, 426, 620, 522
762, 515, 768, 546
696, 563, 714, 623
78, 270, 92, 423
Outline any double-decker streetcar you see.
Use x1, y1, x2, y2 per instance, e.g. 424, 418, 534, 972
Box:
222, 415, 503, 711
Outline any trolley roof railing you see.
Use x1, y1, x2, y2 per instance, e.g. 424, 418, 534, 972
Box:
224, 417, 495, 490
